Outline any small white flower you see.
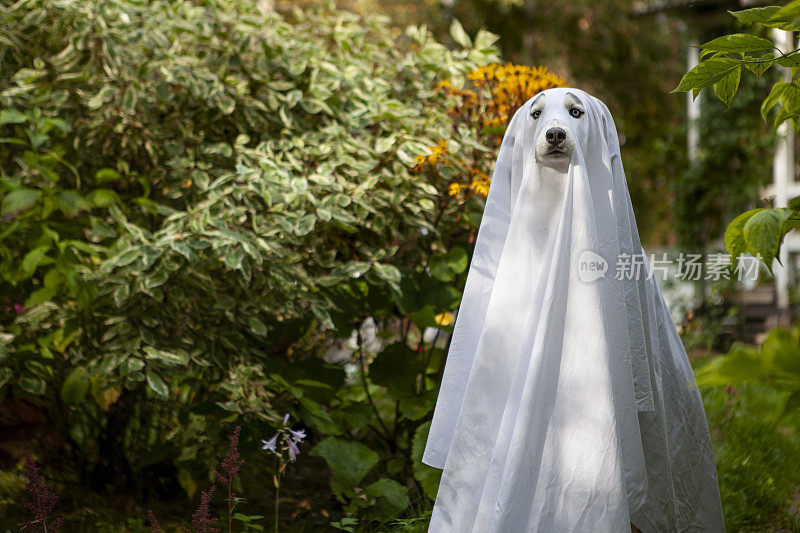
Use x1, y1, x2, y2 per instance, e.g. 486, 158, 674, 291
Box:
261, 433, 278, 452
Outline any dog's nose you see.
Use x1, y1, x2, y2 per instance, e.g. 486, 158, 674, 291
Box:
546, 127, 566, 145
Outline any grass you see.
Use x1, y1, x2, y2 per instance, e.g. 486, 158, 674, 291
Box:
696, 377, 800, 532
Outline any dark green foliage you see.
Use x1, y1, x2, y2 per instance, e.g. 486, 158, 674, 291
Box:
673, 1, 800, 270
675, 66, 777, 253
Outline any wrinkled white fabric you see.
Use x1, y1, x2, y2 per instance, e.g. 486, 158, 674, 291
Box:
422, 87, 725, 532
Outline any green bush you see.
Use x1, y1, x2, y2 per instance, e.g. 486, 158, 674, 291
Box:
0, 0, 499, 523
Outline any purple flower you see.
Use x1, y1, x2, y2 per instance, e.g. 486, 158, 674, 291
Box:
282, 413, 290, 425
19, 456, 62, 532
288, 427, 306, 443
14, 303, 24, 314
216, 425, 244, 483
261, 433, 278, 452
147, 509, 162, 533
191, 485, 218, 533
287, 438, 300, 462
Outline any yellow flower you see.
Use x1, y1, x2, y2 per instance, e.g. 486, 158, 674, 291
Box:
414, 138, 449, 169
431, 138, 448, 156
435, 312, 454, 327
435, 78, 453, 91
470, 178, 491, 197
469, 168, 490, 181
449, 182, 466, 196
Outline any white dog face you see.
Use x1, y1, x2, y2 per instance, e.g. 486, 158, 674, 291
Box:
529, 90, 588, 172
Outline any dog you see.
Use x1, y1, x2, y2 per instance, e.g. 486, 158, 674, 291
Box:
525, 90, 588, 245
530, 90, 585, 172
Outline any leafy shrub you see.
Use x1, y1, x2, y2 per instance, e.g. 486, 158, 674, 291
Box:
0, 0, 495, 511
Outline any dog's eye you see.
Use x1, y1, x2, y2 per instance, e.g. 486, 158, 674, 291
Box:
531, 110, 541, 119
569, 108, 584, 118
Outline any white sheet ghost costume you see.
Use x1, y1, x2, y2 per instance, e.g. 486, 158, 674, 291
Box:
422, 88, 725, 533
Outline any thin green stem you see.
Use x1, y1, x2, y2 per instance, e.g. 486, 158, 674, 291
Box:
357, 330, 392, 440
228, 481, 232, 533
274, 470, 280, 533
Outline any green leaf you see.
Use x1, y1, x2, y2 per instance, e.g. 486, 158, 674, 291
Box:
713, 66, 741, 107
772, 103, 799, 130
0, 109, 26, 125
371, 262, 401, 286
768, 1, 800, 31
0, 368, 13, 389
742, 208, 790, 272
25, 285, 58, 308
19, 375, 46, 395
144, 346, 187, 366
728, 6, 800, 30
294, 214, 316, 235
375, 136, 396, 153
430, 254, 454, 282
400, 388, 437, 421
248, 316, 268, 337
146, 371, 170, 398
744, 53, 774, 79
107, 246, 141, 268
725, 208, 763, 265
178, 468, 197, 499
87, 188, 119, 208
363, 478, 411, 518
446, 246, 468, 274
56, 190, 91, 216
779, 389, 800, 421
95, 168, 121, 183
449, 19, 471, 48
310, 437, 379, 493
369, 342, 421, 399
775, 53, 800, 67
411, 420, 442, 499
61, 367, 90, 405
21, 245, 51, 277
699, 34, 774, 54
87, 85, 116, 110
729, 6, 780, 24
408, 304, 438, 330
672, 57, 741, 93
344, 261, 371, 279
122, 85, 137, 113
695, 343, 768, 387
1, 188, 40, 216
761, 82, 788, 119
762, 327, 800, 374
779, 83, 800, 114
